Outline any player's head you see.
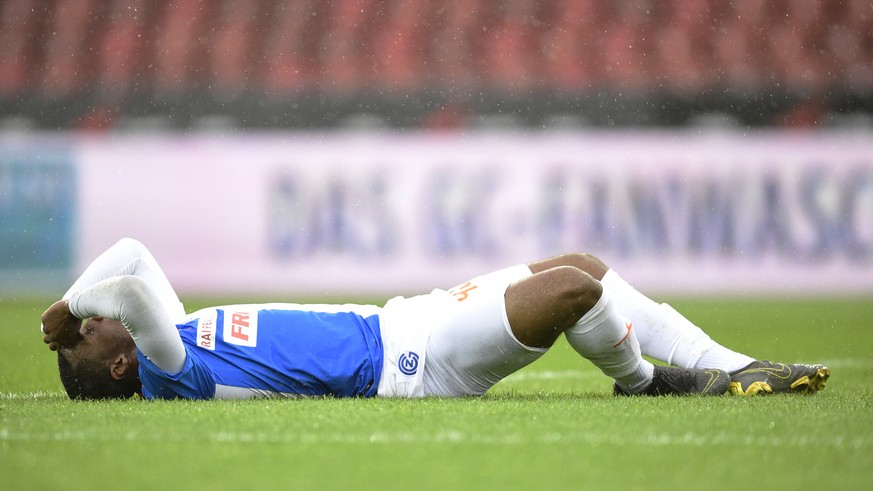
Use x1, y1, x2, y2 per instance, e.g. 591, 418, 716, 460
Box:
56, 317, 140, 400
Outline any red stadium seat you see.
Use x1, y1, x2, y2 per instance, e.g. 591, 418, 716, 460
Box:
208, 1, 264, 93
39, 0, 102, 95
1, 0, 870, 128
370, 0, 432, 90
151, 0, 218, 93
258, 0, 318, 92
0, 0, 41, 93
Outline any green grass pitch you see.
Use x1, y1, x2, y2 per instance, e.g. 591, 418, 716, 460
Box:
2, 296, 871, 490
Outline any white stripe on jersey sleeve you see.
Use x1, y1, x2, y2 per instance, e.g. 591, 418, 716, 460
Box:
214, 384, 305, 399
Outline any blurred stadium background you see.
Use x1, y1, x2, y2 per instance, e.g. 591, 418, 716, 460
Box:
1, 0, 872, 298
2, 0, 872, 130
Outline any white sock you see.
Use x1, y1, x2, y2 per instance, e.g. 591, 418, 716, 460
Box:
695, 344, 756, 373
564, 289, 654, 393
600, 269, 755, 372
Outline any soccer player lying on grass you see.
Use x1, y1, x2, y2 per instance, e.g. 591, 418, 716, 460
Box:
40, 238, 829, 400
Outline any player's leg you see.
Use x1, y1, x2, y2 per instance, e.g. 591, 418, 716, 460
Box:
422, 264, 728, 397
504, 265, 655, 394
420, 265, 548, 396
527, 253, 754, 371
507, 266, 729, 396
529, 253, 829, 396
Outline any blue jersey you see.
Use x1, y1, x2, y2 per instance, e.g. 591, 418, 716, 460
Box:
137, 303, 383, 399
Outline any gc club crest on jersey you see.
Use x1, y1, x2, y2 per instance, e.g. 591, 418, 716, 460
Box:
398, 351, 419, 376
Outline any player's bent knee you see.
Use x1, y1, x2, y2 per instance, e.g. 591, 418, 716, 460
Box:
564, 253, 609, 278
530, 253, 609, 278
543, 266, 603, 315
505, 265, 603, 348
506, 266, 604, 348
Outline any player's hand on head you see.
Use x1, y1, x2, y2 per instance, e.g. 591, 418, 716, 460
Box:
41, 300, 83, 351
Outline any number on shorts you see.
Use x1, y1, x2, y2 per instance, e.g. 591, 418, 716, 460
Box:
448, 281, 478, 302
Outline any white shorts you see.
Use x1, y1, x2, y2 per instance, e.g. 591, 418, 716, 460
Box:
377, 264, 547, 397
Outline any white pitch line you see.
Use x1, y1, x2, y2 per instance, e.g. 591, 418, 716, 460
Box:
819, 358, 873, 369
0, 427, 868, 450
500, 357, 873, 384
2, 359, 869, 400
499, 369, 601, 382
0, 391, 66, 400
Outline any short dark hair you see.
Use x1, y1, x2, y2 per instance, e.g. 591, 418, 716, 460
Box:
57, 350, 139, 400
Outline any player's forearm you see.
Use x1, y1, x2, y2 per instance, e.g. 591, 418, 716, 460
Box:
63, 238, 186, 320
68, 276, 186, 374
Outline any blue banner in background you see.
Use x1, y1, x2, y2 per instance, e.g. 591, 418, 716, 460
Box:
0, 147, 75, 275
